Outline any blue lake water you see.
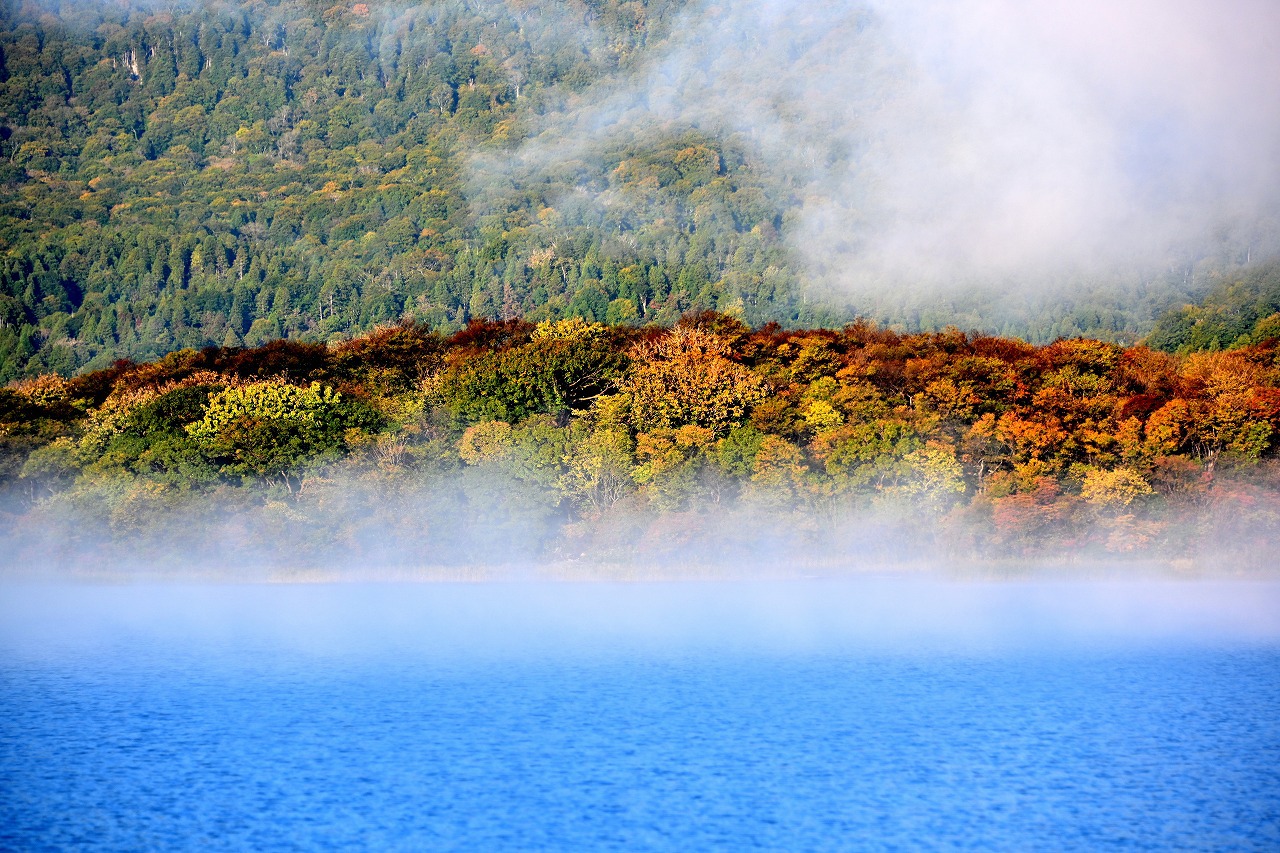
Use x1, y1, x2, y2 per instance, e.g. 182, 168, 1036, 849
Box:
2, 579, 1279, 850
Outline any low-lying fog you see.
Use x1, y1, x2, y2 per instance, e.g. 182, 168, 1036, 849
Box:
4, 579, 1278, 663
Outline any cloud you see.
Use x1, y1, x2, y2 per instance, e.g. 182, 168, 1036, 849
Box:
484, 0, 1280, 295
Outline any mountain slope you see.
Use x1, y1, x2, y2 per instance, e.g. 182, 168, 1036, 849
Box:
0, 0, 1266, 381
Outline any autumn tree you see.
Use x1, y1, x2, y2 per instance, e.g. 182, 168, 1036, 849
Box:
621, 326, 767, 435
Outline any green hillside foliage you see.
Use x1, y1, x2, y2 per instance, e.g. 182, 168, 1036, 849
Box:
1146, 260, 1280, 354
0, 0, 1261, 383
0, 0, 805, 381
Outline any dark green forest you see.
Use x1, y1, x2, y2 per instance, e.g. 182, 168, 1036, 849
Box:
1146, 261, 1280, 354
2, 0, 1266, 384
0, 0, 797, 381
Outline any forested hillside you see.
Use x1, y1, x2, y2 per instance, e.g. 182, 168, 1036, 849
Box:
0, 0, 802, 381
1146, 260, 1280, 354
4, 314, 1278, 571
1, 0, 1258, 383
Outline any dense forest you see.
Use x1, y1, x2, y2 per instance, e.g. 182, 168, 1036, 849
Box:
1146, 261, 1280, 354
1, 0, 1263, 384
3, 0, 1277, 572
3, 313, 1278, 571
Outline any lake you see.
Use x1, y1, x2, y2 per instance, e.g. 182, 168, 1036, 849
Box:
2, 579, 1278, 850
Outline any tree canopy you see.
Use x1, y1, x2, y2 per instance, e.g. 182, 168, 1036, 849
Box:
0, 0, 1260, 384
3, 313, 1278, 570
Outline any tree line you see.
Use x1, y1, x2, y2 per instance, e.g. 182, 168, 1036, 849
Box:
3, 313, 1278, 571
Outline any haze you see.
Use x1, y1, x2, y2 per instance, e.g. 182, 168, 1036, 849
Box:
479, 0, 1280, 296
5, 580, 1280, 663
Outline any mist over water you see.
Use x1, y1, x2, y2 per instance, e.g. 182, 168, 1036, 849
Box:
5, 578, 1280, 660
4, 580, 1279, 849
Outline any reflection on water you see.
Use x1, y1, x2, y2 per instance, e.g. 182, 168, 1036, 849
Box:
2, 579, 1279, 850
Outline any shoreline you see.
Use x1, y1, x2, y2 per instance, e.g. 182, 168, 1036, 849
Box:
3, 556, 1278, 584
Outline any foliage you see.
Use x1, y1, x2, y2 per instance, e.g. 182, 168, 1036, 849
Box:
1147, 261, 1280, 353
621, 326, 767, 434
0, 0, 1251, 385
437, 319, 628, 425
4, 312, 1279, 566
184, 379, 371, 489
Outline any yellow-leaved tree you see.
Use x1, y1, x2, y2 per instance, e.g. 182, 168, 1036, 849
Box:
1080, 467, 1154, 509
186, 380, 357, 492
621, 327, 767, 435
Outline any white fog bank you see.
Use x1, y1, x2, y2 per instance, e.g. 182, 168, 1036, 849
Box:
4, 579, 1279, 662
